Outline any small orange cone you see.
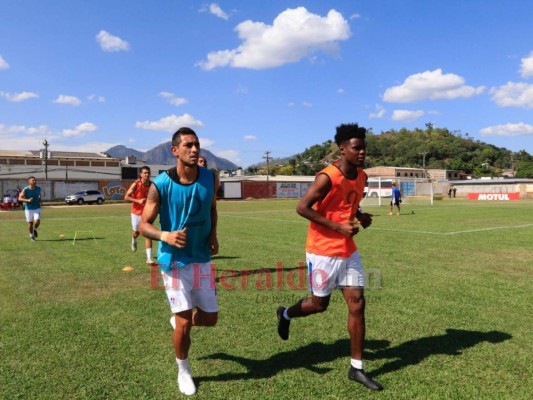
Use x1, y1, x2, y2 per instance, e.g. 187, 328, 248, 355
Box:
122, 266, 135, 272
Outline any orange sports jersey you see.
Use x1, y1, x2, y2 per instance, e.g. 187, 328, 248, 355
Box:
305, 164, 367, 257
131, 179, 151, 215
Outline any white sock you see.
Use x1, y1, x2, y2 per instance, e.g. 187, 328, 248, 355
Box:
283, 308, 291, 320
351, 359, 363, 370
176, 357, 191, 372
146, 248, 152, 260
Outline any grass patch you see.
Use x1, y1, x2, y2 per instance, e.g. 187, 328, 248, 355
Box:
1, 200, 532, 399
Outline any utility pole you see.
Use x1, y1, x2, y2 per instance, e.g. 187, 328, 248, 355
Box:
419, 151, 428, 179
42, 139, 49, 180
263, 150, 271, 181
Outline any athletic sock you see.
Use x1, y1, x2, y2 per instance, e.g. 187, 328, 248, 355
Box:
146, 248, 152, 260
176, 357, 191, 372
351, 359, 363, 370
283, 308, 291, 321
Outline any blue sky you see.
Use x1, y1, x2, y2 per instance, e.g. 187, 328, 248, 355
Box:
1, 0, 532, 167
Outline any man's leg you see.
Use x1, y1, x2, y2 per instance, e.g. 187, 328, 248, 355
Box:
145, 238, 154, 264
172, 310, 196, 396
277, 295, 330, 340
343, 287, 382, 391
192, 308, 218, 327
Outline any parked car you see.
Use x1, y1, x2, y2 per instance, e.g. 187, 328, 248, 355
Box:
65, 190, 105, 205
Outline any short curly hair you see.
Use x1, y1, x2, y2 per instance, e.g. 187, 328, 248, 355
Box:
334, 123, 366, 146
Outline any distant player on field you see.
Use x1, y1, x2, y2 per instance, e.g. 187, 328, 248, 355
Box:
140, 127, 219, 396
18, 176, 42, 241
276, 123, 383, 391
388, 182, 401, 216
124, 166, 154, 264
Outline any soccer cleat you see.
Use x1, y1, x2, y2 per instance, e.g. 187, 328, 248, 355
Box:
146, 259, 157, 265
348, 367, 383, 391
33, 228, 38, 238
177, 370, 196, 396
387, 212, 393, 216
131, 239, 137, 252
277, 306, 290, 340
30, 235, 36, 241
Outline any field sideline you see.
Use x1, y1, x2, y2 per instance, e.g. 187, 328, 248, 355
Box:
1, 199, 532, 399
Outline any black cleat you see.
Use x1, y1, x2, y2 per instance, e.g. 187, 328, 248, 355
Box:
33, 228, 38, 238
276, 306, 290, 340
348, 367, 383, 391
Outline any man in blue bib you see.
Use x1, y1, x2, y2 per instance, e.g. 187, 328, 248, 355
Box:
140, 127, 219, 396
18, 176, 42, 241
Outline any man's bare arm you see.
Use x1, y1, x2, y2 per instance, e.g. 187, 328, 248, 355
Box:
139, 183, 187, 248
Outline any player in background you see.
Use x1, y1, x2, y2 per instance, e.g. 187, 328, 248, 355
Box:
124, 166, 154, 264
198, 156, 207, 167
140, 127, 219, 396
276, 123, 383, 391
18, 176, 42, 241
388, 182, 401, 216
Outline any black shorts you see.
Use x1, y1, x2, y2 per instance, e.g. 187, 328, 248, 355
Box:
390, 200, 400, 206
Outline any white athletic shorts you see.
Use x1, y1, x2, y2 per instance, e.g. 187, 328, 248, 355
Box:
306, 250, 365, 297
131, 213, 141, 231
161, 262, 219, 314
24, 209, 41, 223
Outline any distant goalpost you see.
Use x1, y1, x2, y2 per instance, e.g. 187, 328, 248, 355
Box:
360, 177, 434, 207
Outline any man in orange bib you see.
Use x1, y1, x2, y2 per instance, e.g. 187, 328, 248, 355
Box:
276, 123, 382, 391
125, 166, 154, 264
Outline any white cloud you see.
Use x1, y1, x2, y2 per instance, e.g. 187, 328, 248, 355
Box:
383, 69, 485, 103
197, 7, 351, 70
135, 114, 204, 132
0, 123, 112, 152
337, 88, 345, 94
0, 55, 9, 70
159, 91, 188, 106
214, 149, 240, 164
350, 14, 361, 20
302, 101, 313, 107
203, 3, 230, 20
54, 95, 82, 106
243, 135, 257, 140
0, 123, 53, 136
519, 51, 533, 78
369, 104, 386, 119
88, 94, 106, 103
479, 123, 533, 137
96, 30, 130, 52
0, 91, 39, 102
392, 109, 424, 122
490, 82, 533, 108
62, 122, 98, 137
198, 137, 215, 147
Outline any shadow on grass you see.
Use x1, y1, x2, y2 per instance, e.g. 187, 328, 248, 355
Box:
36, 237, 105, 242
367, 328, 512, 377
197, 329, 511, 383
213, 266, 304, 283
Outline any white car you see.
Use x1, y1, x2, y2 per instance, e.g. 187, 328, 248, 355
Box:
65, 190, 106, 205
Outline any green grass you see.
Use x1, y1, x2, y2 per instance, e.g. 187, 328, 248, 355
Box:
1, 200, 532, 399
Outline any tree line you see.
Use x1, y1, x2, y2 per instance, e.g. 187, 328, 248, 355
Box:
246, 126, 533, 178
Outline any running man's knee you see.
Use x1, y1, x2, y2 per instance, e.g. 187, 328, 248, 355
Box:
194, 310, 218, 327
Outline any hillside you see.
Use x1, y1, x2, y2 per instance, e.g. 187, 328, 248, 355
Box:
106, 143, 238, 170
247, 127, 533, 178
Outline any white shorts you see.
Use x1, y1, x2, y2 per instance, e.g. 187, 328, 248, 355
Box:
25, 209, 41, 223
306, 250, 365, 297
131, 213, 141, 231
161, 262, 219, 314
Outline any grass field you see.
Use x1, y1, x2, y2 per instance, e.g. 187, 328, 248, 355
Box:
1, 199, 532, 399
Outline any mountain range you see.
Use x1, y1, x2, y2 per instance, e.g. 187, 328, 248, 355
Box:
106, 142, 239, 170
